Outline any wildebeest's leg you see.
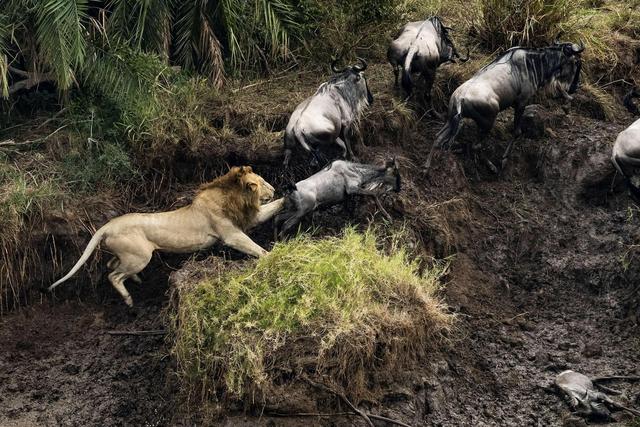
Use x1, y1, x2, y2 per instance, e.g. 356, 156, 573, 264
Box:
393, 65, 400, 88
423, 68, 443, 120
512, 104, 526, 137
501, 104, 526, 170
351, 188, 392, 221
279, 212, 306, 237
273, 211, 288, 241
339, 128, 356, 160
335, 137, 349, 159
283, 149, 292, 168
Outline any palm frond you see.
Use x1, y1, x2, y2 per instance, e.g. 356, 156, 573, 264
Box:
81, 42, 166, 101
218, 0, 246, 66
35, 0, 89, 90
255, 0, 300, 58
108, 0, 173, 56
173, 0, 224, 85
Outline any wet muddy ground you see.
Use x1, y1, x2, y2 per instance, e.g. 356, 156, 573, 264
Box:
1, 104, 640, 426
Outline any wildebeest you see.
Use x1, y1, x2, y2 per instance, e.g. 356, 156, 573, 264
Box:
274, 159, 400, 238
554, 370, 640, 419
611, 88, 640, 200
283, 58, 373, 168
425, 42, 584, 170
387, 17, 468, 102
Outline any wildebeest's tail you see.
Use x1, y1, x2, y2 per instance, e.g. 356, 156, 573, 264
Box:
401, 43, 419, 94
284, 126, 318, 167
435, 99, 463, 148
612, 153, 640, 202
48, 226, 108, 291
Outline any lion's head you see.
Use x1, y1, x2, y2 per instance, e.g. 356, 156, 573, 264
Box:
198, 166, 276, 230
236, 166, 275, 203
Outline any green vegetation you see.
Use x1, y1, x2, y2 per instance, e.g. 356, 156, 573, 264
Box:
171, 228, 451, 408
0, 0, 638, 311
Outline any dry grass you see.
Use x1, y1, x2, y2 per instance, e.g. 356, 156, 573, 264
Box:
473, 0, 578, 50
0, 158, 61, 312
170, 228, 452, 414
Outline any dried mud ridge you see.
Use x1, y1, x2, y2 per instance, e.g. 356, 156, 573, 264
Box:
1, 99, 640, 426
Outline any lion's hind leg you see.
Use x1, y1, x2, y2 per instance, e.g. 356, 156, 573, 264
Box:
108, 271, 134, 307
107, 257, 120, 269
105, 238, 153, 306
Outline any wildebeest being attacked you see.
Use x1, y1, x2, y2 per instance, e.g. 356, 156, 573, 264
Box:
274, 159, 401, 238
425, 42, 584, 170
283, 58, 373, 168
611, 88, 640, 200
387, 16, 468, 104
555, 370, 640, 420
49, 166, 284, 306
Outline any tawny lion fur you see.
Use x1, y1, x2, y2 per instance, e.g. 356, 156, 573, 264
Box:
49, 166, 284, 306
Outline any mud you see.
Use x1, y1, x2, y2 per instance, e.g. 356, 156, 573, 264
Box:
2, 79, 640, 426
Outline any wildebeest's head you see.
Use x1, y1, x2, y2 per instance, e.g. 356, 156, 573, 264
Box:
431, 16, 469, 64
548, 41, 584, 95
624, 87, 639, 115
330, 57, 374, 107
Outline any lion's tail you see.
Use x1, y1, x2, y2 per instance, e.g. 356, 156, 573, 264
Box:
48, 226, 108, 291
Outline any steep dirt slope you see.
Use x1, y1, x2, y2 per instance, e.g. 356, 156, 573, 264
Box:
1, 71, 640, 426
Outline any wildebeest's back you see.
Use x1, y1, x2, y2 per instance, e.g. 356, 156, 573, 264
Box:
296, 162, 350, 205
450, 53, 522, 113
614, 119, 640, 158
287, 90, 344, 143
388, 21, 423, 63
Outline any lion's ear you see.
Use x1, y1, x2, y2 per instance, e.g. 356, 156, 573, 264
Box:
241, 166, 253, 174
246, 181, 258, 192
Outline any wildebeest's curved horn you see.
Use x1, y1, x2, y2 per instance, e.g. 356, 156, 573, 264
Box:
443, 25, 453, 31
624, 87, 640, 115
331, 59, 346, 73
353, 57, 368, 72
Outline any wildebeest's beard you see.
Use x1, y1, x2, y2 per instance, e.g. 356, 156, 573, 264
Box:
568, 59, 581, 94
365, 77, 373, 105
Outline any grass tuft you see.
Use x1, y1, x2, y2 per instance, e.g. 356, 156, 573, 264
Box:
171, 228, 452, 412
0, 161, 61, 312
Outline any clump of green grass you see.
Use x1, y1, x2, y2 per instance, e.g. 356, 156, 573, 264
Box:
171, 228, 452, 412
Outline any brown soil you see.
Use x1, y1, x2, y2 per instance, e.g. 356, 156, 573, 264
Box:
1, 67, 640, 426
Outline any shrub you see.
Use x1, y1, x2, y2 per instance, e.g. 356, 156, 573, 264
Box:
171, 228, 452, 411
473, 0, 579, 50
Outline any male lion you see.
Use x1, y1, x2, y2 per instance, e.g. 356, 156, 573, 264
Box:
49, 166, 283, 306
